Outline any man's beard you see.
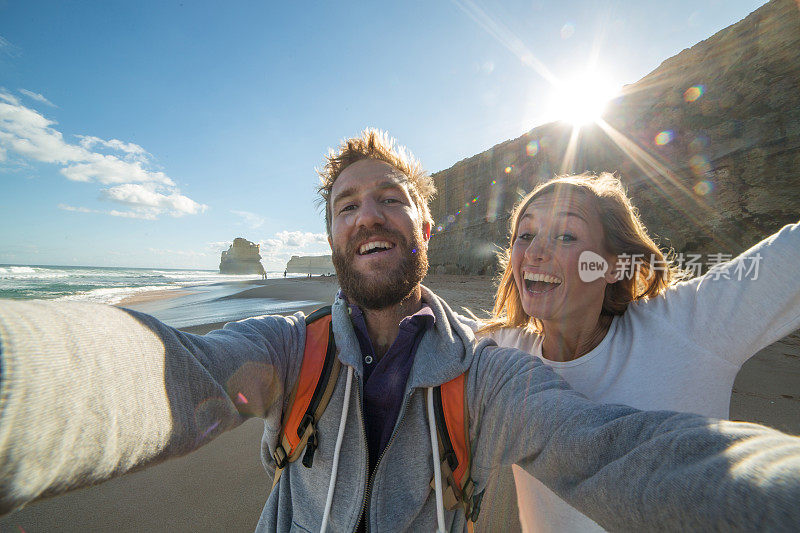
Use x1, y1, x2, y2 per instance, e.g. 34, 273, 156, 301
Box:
332, 226, 428, 310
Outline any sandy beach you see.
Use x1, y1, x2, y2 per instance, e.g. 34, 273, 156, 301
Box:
2, 275, 798, 532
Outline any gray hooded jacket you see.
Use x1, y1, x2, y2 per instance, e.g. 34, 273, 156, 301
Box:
1, 287, 800, 531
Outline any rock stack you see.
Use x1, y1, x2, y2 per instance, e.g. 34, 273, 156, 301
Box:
219, 238, 267, 275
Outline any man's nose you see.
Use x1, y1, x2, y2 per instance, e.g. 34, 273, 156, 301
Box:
355, 199, 385, 228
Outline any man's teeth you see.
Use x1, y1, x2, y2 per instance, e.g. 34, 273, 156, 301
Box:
358, 241, 394, 255
523, 272, 563, 284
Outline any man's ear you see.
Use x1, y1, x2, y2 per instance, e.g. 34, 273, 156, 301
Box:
422, 222, 432, 242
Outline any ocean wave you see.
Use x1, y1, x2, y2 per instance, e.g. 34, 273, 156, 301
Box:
0, 266, 70, 280
56, 285, 181, 305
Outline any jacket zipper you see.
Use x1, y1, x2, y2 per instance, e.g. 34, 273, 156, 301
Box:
354, 385, 413, 533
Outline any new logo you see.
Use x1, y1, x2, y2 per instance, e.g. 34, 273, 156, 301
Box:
578, 251, 608, 282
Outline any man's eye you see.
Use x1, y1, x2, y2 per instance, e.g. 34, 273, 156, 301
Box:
556, 233, 576, 242
340, 204, 356, 213
383, 198, 400, 205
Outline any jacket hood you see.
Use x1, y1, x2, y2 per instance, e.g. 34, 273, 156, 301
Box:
330, 284, 476, 388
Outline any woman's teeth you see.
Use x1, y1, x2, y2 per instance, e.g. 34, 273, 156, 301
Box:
523, 272, 563, 293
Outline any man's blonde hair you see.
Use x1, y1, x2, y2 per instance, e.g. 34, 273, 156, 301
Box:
317, 128, 436, 236
482, 172, 687, 334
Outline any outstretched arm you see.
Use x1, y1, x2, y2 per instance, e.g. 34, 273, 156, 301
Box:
469, 343, 800, 531
0, 300, 304, 515
647, 221, 800, 365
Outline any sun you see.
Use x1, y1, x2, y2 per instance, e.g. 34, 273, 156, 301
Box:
546, 74, 621, 127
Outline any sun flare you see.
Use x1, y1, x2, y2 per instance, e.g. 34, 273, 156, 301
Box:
547, 74, 621, 127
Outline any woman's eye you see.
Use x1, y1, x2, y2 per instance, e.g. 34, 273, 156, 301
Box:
556, 233, 576, 242
383, 198, 400, 205
517, 233, 534, 242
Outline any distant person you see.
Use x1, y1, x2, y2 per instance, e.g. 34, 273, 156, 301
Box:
284, 269, 287, 278
2, 130, 800, 532
475, 173, 800, 532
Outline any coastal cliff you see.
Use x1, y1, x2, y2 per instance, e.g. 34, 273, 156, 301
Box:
286, 255, 335, 276
428, 0, 800, 274
219, 238, 266, 275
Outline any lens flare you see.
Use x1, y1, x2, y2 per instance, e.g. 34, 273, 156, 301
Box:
437, 225, 443, 232
447, 215, 455, 223
504, 166, 513, 173
526, 140, 539, 157
655, 130, 674, 146
689, 135, 709, 152
684, 85, 704, 102
560, 23, 575, 39
689, 154, 711, 176
491, 179, 497, 185
693, 180, 713, 195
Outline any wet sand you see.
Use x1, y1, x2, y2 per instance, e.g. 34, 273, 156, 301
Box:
2, 275, 798, 532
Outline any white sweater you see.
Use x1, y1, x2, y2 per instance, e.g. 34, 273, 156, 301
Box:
489, 222, 800, 533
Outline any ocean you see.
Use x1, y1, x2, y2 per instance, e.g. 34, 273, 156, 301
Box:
0, 264, 321, 328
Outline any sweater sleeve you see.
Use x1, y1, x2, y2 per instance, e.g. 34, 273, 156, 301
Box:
640, 221, 800, 366
469, 343, 800, 531
0, 300, 304, 515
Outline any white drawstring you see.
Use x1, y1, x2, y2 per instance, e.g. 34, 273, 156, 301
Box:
427, 387, 447, 533
320, 365, 353, 533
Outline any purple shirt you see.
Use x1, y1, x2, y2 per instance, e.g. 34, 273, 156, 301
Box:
345, 298, 435, 472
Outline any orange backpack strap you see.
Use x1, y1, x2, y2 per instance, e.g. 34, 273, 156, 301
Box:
432, 371, 483, 525
272, 306, 340, 489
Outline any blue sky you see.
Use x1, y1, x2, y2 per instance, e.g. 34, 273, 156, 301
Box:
0, 0, 766, 269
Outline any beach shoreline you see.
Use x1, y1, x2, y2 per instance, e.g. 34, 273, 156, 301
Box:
3, 274, 798, 532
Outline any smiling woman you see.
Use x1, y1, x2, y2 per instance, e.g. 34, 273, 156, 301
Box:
476, 172, 800, 533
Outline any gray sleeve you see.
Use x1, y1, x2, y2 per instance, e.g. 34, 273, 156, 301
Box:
469, 343, 800, 532
0, 300, 304, 515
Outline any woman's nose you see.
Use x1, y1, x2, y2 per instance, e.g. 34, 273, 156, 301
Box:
524, 237, 551, 262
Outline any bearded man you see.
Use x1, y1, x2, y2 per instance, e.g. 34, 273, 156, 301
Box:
2, 129, 800, 532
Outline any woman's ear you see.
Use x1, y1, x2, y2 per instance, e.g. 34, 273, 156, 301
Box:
604, 255, 620, 283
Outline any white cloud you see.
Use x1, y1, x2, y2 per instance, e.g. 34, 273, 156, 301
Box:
231, 210, 265, 229
61, 154, 173, 185
107, 209, 158, 220
58, 203, 94, 213
207, 240, 232, 250
256, 230, 330, 270
0, 95, 206, 219
0, 90, 19, 105
147, 247, 211, 257
100, 183, 206, 216
0, 36, 20, 58
59, 202, 159, 220
19, 89, 56, 107
272, 230, 328, 248
76, 135, 148, 158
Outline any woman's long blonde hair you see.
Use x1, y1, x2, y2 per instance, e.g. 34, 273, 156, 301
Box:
481, 173, 686, 334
